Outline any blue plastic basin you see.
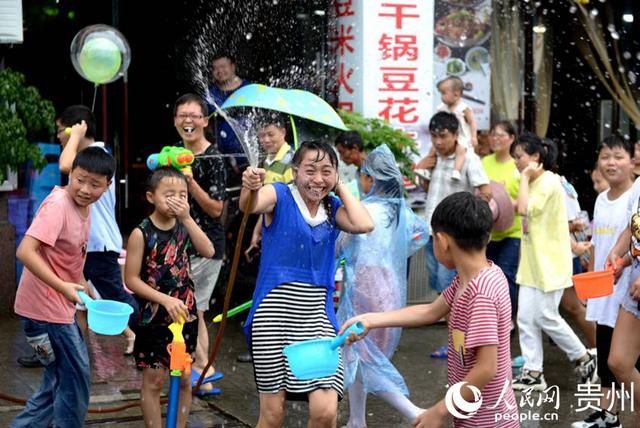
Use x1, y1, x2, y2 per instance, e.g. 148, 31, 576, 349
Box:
79, 291, 133, 335
283, 322, 364, 380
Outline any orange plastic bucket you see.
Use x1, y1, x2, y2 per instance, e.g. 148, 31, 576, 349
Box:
572, 269, 614, 299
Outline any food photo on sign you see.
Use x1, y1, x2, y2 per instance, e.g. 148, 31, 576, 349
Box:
432, 0, 492, 129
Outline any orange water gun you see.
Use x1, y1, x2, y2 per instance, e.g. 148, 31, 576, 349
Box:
166, 319, 191, 428
167, 319, 192, 374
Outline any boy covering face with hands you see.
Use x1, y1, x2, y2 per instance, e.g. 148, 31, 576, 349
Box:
124, 167, 213, 428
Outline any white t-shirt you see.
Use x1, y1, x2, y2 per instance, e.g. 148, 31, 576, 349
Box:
561, 177, 582, 258
437, 100, 471, 149
587, 188, 632, 327
87, 142, 122, 253
628, 176, 640, 218
565, 192, 582, 258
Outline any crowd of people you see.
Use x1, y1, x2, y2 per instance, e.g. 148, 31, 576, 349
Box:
9, 53, 640, 428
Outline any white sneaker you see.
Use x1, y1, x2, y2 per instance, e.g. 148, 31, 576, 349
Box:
570, 408, 622, 428
451, 170, 462, 181
575, 351, 599, 384
512, 370, 547, 391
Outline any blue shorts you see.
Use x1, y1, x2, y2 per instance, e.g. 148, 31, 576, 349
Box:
425, 236, 457, 293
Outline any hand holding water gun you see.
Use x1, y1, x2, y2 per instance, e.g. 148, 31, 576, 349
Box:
147, 146, 194, 174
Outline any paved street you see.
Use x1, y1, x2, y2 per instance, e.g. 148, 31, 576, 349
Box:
0, 315, 638, 427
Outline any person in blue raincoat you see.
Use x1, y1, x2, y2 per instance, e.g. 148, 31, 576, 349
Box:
336, 144, 429, 427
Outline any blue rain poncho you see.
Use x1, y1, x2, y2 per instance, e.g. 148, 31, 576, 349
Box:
336, 144, 429, 395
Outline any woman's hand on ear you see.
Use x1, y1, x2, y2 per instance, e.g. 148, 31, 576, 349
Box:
522, 161, 543, 180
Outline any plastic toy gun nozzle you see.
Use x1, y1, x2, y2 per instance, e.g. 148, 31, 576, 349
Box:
167, 319, 192, 373
146, 146, 195, 174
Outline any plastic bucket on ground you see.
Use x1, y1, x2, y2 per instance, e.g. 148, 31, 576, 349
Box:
283, 322, 364, 380
572, 269, 614, 300
78, 291, 133, 335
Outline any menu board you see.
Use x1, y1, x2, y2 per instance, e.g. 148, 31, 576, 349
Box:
432, 0, 492, 129
333, 0, 433, 155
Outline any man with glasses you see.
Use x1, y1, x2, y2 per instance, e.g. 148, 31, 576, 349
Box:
174, 93, 227, 396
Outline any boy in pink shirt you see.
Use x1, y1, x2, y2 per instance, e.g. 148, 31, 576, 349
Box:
12, 147, 115, 428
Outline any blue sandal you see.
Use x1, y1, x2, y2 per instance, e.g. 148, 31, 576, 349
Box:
190, 369, 224, 388
430, 345, 448, 359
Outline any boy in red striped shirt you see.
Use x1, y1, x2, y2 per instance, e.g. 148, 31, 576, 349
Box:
342, 192, 518, 427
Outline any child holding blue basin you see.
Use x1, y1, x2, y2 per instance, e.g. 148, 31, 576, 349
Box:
240, 140, 373, 428
124, 167, 213, 428
12, 147, 115, 428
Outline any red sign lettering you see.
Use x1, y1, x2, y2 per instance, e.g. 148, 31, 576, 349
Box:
337, 101, 354, 112
330, 24, 355, 56
378, 34, 418, 61
334, 0, 355, 18
378, 3, 419, 30
378, 97, 419, 123
338, 63, 355, 94
379, 67, 418, 92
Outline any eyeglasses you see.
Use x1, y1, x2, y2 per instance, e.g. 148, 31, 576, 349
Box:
490, 132, 509, 138
176, 113, 204, 120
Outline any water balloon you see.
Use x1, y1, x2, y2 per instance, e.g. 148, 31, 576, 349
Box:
79, 38, 122, 84
70, 24, 131, 85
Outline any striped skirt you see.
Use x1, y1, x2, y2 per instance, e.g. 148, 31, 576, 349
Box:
251, 282, 344, 401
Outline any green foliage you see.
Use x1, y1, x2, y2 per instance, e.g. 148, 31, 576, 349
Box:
337, 109, 419, 179
23, 2, 76, 24
0, 68, 55, 182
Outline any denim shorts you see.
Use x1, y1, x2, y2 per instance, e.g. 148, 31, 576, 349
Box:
622, 265, 640, 319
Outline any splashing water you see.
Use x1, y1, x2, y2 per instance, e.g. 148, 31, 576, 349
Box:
188, 106, 281, 170
226, 112, 262, 168
179, 0, 337, 169
179, 1, 264, 168
208, 100, 262, 168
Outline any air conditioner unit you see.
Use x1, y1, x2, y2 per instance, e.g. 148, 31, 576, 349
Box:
0, 168, 18, 192
0, 0, 23, 44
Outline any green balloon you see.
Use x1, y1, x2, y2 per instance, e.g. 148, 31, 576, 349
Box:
79, 37, 122, 84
